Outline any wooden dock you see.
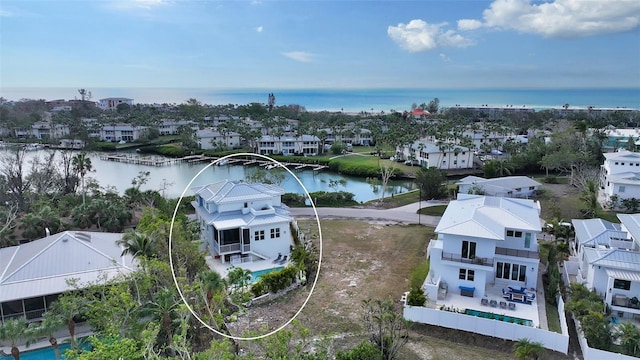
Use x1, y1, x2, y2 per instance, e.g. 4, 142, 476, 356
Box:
99, 153, 329, 171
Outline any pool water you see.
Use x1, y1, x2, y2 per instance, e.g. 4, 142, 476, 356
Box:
250, 266, 284, 282
465, 309, 534, 326
1, 342, 87, 360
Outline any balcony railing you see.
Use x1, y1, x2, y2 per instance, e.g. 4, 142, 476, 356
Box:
220, 243, 241, 253
495, 247, 538, 259
242, 244, 251, 252
441, 252, 494, 266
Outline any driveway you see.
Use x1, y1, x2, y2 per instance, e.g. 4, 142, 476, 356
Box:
289, 201, 443, 227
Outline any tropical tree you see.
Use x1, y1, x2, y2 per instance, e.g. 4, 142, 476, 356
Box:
198, 269, 226, 304
580, 180, 599, 218
144, 288, 181, 356
72, 153, 93, 206
118, 230, 156, 259
28, 311, 65, 360
414, 167, 447, 200
361, 299, 408, 360
49, 292, 87, 349
617, 321, 640, 356
227, 266, 252, 293
513, 338, 545, 360
0, 317, 28, 360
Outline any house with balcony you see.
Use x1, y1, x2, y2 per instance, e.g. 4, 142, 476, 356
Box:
257, 135, 320, 156
191, 180, 293, 266
396, 139, 474, 169
0, 231, 135, 324
567, 214, 640, 321
425, 194, 541, 301
599, 150, 640, 204
197, 128, 241, 150
457, 176, 541, 198
98, 97, 134, 111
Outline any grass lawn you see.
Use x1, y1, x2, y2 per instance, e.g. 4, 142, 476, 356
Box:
418, 205, 447, 216
362, 190, 420, 208
546, 300, 562, 333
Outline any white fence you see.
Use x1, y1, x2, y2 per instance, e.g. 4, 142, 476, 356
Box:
573, 315, 638, 360
403, 299, 569, 354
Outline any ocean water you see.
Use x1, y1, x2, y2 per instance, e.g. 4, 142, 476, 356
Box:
2, 87, 639, 112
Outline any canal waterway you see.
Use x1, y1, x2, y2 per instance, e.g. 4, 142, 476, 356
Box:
3, 150, 415, 203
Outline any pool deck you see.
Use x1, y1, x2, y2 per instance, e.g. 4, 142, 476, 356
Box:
435, 283, 542, 328
0, 322, 92, 356
205, 255, 290, 279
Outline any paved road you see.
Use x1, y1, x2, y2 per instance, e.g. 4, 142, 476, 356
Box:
289, 200, 445, 227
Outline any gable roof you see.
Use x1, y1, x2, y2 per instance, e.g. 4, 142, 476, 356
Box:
572, 218, 625, 247
435, 195, 541, 240
0, 231, 135, 302
192, 180, 284, 204
604, 150, 640, 161
607, 172, 640, 186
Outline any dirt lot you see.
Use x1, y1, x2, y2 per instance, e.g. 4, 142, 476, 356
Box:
229, 219, 571, 359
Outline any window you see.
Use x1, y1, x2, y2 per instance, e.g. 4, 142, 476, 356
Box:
515, 231, 523, 238
614, 279, 631, 290
524, 233, 532, 248
507, 230, 514, 237
459, 268, 475, 281
270, 228, 280, 239
515, 188, 522, 192
620, 186, 626, 193
622, 162, 626, 165
529, 186, 535, 190
496, 262, 526, 282
254, 230, 265, 241
461, 240, 476, 259
615, 162, 619, 165
453, 160, 457, 165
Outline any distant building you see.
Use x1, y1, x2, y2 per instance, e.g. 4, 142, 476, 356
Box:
458, 176, 541, 198
600, 150, 640, 203
98, 97, 134, 111
396, 139, 474, 170
197, 128, 241, 150
257, 134, 320, 156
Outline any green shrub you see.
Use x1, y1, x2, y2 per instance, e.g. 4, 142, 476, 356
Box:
308, 191, 357, 206
543, 175, 558, 184
282, 193, 306, 207
259, 266, 298, 293
406, 286, 427, 306
250, 280, 267, 297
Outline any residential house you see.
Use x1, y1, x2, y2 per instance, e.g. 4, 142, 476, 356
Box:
458, 176, 541, 198
567, 214, 640, 321
0, 231, 135, 324
197, 128, 241, 150
396, 139, 474, 170
88, 123, 148, 142
191, 180, 293, 265
98, 97, 134, 111
599, 150, 640, 203
425, 194, 541, 301
31, 121, 70, 140
257, 135, 320, 156
159, 120, 198, 136
600, 128, 640, 151
319, 127, 372, 146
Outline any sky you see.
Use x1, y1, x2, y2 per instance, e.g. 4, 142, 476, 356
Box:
1, 0, 639, 95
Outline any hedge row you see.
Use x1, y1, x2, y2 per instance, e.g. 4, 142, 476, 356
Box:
250, 266, 298, 297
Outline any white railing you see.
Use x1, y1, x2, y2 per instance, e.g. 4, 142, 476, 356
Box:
573, 315, 638, 360
220, 243, 241, 253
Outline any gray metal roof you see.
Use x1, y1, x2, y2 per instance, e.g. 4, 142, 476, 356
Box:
0, 231, 135, 302
618, 214, 640, 242
192, 180, 285, 204
457, 176, 541, 189
584, 247, 640, 271
572, 218, 624, 246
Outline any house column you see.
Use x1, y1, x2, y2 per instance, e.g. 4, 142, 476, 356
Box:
605, 277, 615, 305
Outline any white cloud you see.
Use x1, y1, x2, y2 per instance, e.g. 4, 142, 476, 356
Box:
387, 19, 474, 52
282, 51, 315, 62
457, 19, 483, 31
107, 0, 169, 11
0, 8, 14, 17
439, 53, 451, 62
256, 26, 263, 33
476, 0, 640, 38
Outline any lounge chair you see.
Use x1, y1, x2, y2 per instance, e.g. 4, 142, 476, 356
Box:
500, 301, 507, 309
481, 298, 489, 306
278, 255, 288, 264
508, 303, 516, 311
502, 288, 510, 299
489, 299, 498, 307
272, 253, 282, 263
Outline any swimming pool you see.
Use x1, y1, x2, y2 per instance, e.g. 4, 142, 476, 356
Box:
0, 342, 88, 360
250, 266, 284, 282
465, 309, 534, 326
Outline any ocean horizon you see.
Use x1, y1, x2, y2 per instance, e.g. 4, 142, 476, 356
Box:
2, 87, 639, 113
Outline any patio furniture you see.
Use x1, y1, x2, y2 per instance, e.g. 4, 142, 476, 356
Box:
500, 301, 507, 309
508, 302, 516, 311
459, 286, 475, 297
489, 299, 498, 307
502, 288, 510, 299
481, 298, 489, 306
272, 253, 282, 263
278, 255, 288, 264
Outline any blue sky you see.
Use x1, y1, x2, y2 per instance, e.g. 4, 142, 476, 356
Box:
1, 0, 639, 93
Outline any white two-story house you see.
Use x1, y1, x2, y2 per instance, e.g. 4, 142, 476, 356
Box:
396, 140, 474, 170
257, 135, 320, 156
457, 176, 541, 198
191, 180, 293, 265
569, 214, 640, 321
425, 194, 541, 300
600, 150, 640, 204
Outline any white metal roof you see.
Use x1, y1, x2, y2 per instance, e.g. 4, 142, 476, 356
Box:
192, 180, 284, 204
618, 213, 640, 242
0, 231, 135, 303
572, 218, 624, 246
584, 247, 640, 271
435, 195, 541, 239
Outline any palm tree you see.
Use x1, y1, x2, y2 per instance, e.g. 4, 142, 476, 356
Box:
227, 266, 252, 293
72, 153, 93, 206
198, 270, 226, 305
27, 311, 65, 360
144, 288, 180, 355
0, 317, 28, 360
118, 229, 155, 259
49, 293, 86, 349
617, 321, 640, 356
513, 338, 544, 360
70, 203, 92, 229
